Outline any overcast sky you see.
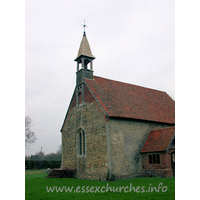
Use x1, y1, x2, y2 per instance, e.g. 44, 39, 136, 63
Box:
25, 0, 175, 156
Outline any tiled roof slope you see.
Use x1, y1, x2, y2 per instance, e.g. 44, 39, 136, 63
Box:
75, 34, 95, 60
85, 76, 175, 124
141, 127, 175, 153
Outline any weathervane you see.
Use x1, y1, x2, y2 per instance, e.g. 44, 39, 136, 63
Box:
81, 20, 87, 35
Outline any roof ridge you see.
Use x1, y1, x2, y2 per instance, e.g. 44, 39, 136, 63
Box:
93, 75, 167, 94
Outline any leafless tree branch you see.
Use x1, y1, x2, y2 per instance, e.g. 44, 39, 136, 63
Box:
25, 116, 37, 148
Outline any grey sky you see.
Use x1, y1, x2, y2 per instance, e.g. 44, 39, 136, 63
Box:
25, 0, 174, 156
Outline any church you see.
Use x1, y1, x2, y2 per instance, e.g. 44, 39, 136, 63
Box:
60, 30, 175, 181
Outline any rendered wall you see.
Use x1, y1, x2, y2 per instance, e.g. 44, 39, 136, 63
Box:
106, 118, 172, 179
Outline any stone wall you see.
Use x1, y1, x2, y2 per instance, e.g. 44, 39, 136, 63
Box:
61, 83, 109, 181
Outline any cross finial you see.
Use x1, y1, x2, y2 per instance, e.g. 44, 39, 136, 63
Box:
81, 20, 87, 36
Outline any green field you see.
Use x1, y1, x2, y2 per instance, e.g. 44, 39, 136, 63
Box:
25, 170, 175, 200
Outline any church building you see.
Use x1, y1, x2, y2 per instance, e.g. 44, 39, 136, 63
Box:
60, 30, 175, 180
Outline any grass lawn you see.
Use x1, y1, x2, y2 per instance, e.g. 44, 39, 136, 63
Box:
25, 170, 175, 200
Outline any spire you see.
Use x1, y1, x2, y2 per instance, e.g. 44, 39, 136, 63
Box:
75, 21, 95, 86
75, 34, 95, 60
75, 20, 95, 61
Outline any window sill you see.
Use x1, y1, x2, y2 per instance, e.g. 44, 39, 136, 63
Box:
77, 155, 86, 158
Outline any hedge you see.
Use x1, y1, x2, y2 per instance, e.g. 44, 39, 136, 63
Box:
25, 160, 61, 169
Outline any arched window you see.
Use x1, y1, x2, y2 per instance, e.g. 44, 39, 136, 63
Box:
148, 154, 160, 164
153, 154, 156, 164
156, 154, 160, 164
148, 154, 152, 164
172, 152, 175, 162
171, 137, 175, 145
78, 129, 85, 155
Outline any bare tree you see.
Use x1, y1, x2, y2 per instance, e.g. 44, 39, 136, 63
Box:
25, 116, 37, 148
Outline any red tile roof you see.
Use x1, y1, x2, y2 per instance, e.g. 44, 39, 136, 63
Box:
141, 127, 175, 153
85, 76, 175, 124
